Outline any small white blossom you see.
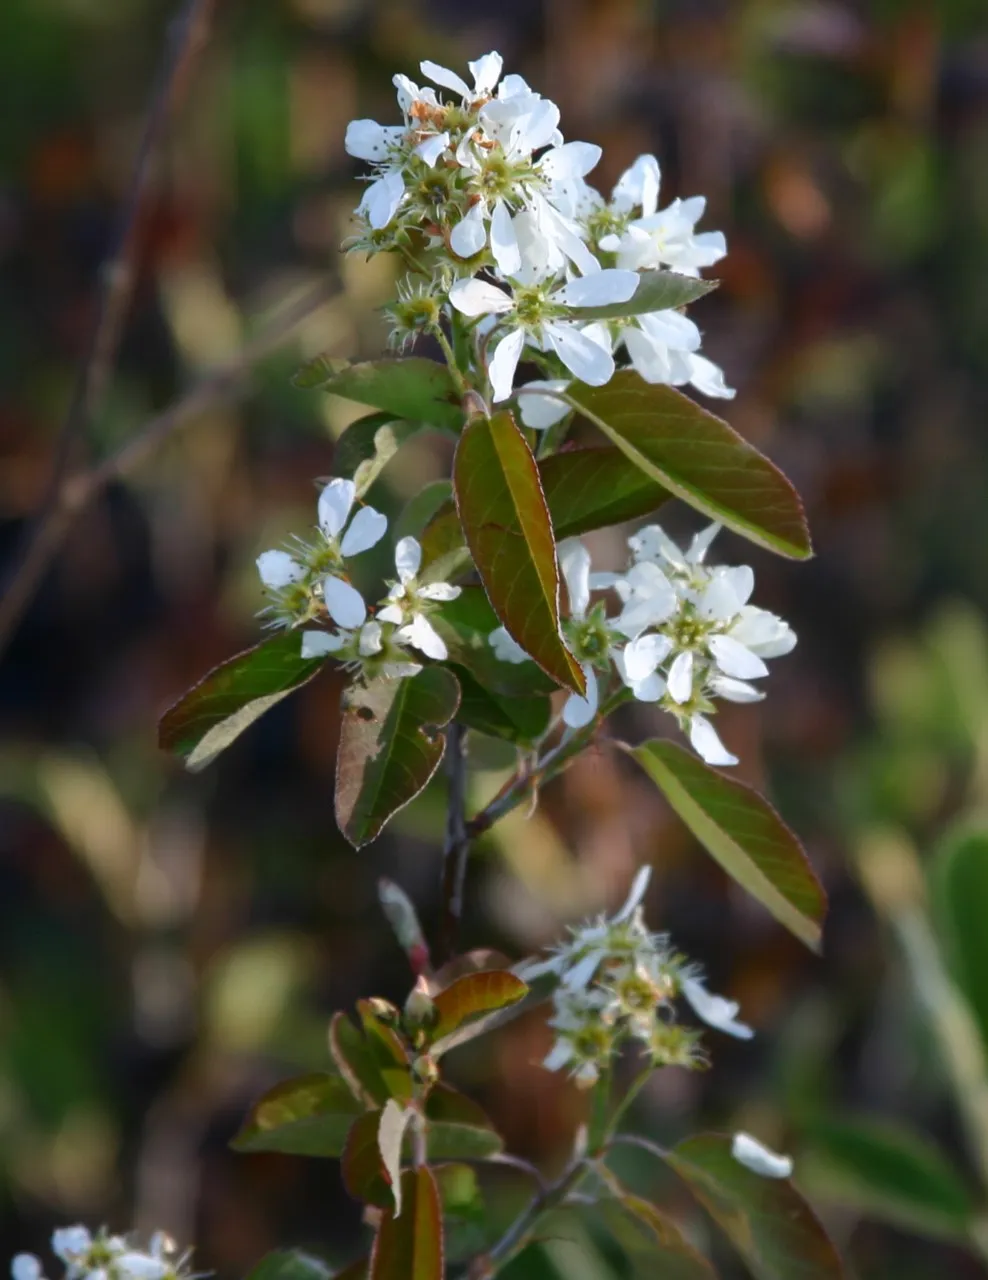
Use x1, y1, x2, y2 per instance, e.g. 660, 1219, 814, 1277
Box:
13, 1229, 193, 1280
681, 975, 754, 1040
731, 1132, 794, 1179
377, 536, 461, 660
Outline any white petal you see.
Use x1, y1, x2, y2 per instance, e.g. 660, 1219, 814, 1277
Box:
382, 661, 423, 679
52, 1229, 91, 1262
708, 675, 764, 703
545, 322, 614, 387
318, 477, 356, 538
708, 634, 768, 680
393, 74, 420, 114
414, 131, 449, 167
730, 607, 797, 658
489, 327, 526, 402
611, 865, 653, 923
681, 976, 753, 1040
256, 549, 304, 589
301, 630, 344, 658
731, 1133, 793, 1179
553, 269, 639, 309
562, 664, 598, 728
450, 201, 487, 258
116, 1257, 168, 1280
490, 200, 521, 275
667, 651, 695, 704
630, 672, 665, 702
698, 568, 750, 621
377, 603, 404, 624
420, 59, 471, 98
543, 1039, 574, 1072
558, 538, 591, 619
340, 505, 388, 557
448, 277, 513, 317
490, 626, 531, 663
344, 120, 403, 162
629, 524, 686, 568
418, 581, 460, 601
517, 379, 570, 429
323, 575, 367, 629
688, 352, 735, 399
689, 714, 738, 766
540, 140, 602, 181
623, 325, 675, 384
399, 613, 448, 660
394, 535, 422, 582
638, 307, 701, 351
12, 1257, 43, 1280
687, 523, 721, 563
508, 100, 561, 156
358, 620, 384, 656
612, 153, 661, 216
622, 633, 672, 682
563, 949, 602, 990
361, 170, 405, 230
468, 51, 503, 95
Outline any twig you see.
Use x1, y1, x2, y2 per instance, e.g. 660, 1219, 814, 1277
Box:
0, 277, 338, 657
476, 1158, 590, 1275
604, 1133, 671, 1163
440, 721, 469, 960
0, 0, 215, 658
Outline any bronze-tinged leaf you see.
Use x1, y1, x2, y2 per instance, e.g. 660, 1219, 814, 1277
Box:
159, 633, 326, 771
300, 357, 464, 431
538, 447, 670, 539
632, 740, 826, 952
329, 1012, 391, 1107
568, 372, 812, 560
430, 972, 528, 1043
666, 1134, 845, 1280
564, 269, 716, 320
335, 668, 461, 849
341, 1110, 393, 1210
426, 949, 513, 997
597, 1192, 717, 1279
231, 1073, 363, 1157
369, 1167, 444, 1280
453, 410, 584, 694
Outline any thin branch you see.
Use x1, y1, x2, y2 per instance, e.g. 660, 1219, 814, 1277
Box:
0, 0, 215, 657
604, 1133, 670, 1163
440, 721, 469, 961
0, 278, 338, 658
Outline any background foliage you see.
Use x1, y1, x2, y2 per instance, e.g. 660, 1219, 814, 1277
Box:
4, 1, 988, 1276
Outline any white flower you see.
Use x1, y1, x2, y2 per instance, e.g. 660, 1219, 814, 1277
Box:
420, 51, 505, 104
606, 195, 727, 277
256, 549, 305, 589
12, 1257, 44, 1280
681, 975, 753, 1040
731, 1132, 794, 1179
688, 713, 738, 767
489, 626, 531, 664
51, 1231, 92, 1267
316, 477, 387, 619
516, 379, 570, 429
449, 270, 639, 402
376, 536, 461, 660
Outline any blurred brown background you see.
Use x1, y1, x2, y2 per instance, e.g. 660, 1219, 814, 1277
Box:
4, 1, 988, 1276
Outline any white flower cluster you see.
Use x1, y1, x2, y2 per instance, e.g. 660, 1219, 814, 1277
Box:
519, 868, 753, 1088
256, 477, 461, 675
12, 1228, 192, 1280
345, 51, 730, 405
490, 521, 795, 765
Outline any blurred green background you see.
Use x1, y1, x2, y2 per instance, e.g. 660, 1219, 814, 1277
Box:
5, 1, 988, 1276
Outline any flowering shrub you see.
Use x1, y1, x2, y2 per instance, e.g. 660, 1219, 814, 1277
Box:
19, 49, 841, 1280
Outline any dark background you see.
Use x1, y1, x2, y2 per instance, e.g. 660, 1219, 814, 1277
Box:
4, 1, 988, 1276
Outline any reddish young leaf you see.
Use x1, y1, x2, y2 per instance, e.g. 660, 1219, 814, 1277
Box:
430, 971, 528, 1043
632, 740, 826, 951
568, 372, 812, 560
453, 410, 584, 694
342, 1111, 394, 1210
231, 1072, 363, 1158
369, 1167, 444, 1280
538, 446, 670, 538
335, 668, 461, 849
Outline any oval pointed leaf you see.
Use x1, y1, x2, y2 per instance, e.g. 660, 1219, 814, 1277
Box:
370, 1167, 444, 1280
666, 1134, 844, 1280
356, 1000, 414, 1103
802, 1115, 976, 1242
301, 357, 463, 431
159, 633, 326, 771
248, 1251, 332, 1280
568, 372, 812, 559
231, 1073, 362, 1157
931, 828, 988, 1049
335, 668, 461, 848
342, 1110, 394, 1209
633, 740, 825, 951
430, 972, 528, 1045
566, 269, 716, 320
330, 1011, 391, 1106
453, 410, 584, 694
450, 664, 551, 744
333, 413, 429, 497
596, 1194, 717, 1279
538, 447, 670, 539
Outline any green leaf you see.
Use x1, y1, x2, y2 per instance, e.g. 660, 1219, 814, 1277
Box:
596, 1194, 717, 1279
424, 1084, 504, 1159
395, 481, 454, 544
433, 1163, 487, 1263
538, 447, 670, 539
430, 972, 528, 1045
432, 587, 556, 699
335, 668, 461, 848
666, 1134, 844, 1280
931, 827, 988, 1050
450, 664, 551, 744
565, 269, 716, 320
159, 633, 325, 771
632, 740, 826, 951
568, 372, 812, 559
247, 1251, 332, 1280
330, 1011, 391, 1107
801, 1115, 977, 1242
342, 1110, 393, 1209
231, 1072, 363, 1157
369, 1167, 444, 1280
356, 1000, 414, 1104
453, 410, 583, 694
333, 413, 429, 497
299, 357, 463, 431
